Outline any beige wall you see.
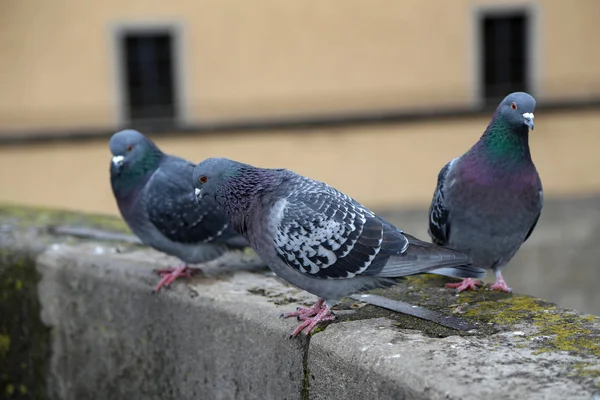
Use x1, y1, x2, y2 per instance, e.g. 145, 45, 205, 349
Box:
0, 0, 599, 131
0, 108, 598, 215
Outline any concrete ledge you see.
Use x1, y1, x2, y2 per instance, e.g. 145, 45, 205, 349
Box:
1, 205, 599, 399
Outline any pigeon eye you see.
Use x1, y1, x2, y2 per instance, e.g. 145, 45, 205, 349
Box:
199, 176, 208, 184
511, 102, 517, 110
127, 145, 133, 152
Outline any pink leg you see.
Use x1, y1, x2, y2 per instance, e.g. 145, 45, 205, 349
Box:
152, 264, 199, 293
445, 278, 482, 292
289, 302, 336, 338
280, 298, 325, 320
488, 270, 512, 293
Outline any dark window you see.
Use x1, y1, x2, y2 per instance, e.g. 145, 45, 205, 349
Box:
120, 31, 178, 125
481, 13, 528, 105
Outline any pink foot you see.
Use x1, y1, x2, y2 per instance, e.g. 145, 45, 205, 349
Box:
489, 278, 512, 293
281, 299, 325, 321
289, 305, 336, 338
445, 278, 482, 292
152, 264, 199, 293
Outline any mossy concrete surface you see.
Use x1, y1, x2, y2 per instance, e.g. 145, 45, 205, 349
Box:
0, 203, 131, 235
0, 204, 600, 399
0, 250, 50, 400
0, 204, 133, 400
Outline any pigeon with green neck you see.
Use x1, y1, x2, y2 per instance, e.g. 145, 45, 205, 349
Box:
109, 130, 251, 292
428, 92, 543, 293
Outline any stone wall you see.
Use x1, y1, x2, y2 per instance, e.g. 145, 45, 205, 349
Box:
0, 205, 599, 399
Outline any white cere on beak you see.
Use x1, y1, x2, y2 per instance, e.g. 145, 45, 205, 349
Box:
195, 188, 201, 196
522, 112, 535, 130
112, 155, 124, 166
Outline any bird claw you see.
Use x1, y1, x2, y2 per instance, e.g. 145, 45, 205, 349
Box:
281, 299, 324, 320
152, 265, 199, 293
488, 280, 512, 293
289, 311, 336, 338
445, 278, 482, 293
283, 299, 335, 338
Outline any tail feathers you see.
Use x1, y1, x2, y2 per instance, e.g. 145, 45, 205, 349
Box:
375, 233, 485, 279
427, 265, 486, 279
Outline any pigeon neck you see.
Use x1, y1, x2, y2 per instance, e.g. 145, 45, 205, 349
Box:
216, 168, 282, 236
477, 113, 532, 167
112, 148, 163, 198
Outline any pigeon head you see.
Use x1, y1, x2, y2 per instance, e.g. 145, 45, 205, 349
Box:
192, 157, 245, 204
472, 91, 538, 166
109, 130, 163, 195
496, 92, 536, 131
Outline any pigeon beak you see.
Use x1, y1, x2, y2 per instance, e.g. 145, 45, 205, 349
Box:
194, 188, 203, 204
522, 113, 534, 131
112, 155, 125, 167
111, 155, 125, 175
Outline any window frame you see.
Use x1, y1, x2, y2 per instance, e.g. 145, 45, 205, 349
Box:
109, 21, 189, 128
470, 3, 540, 107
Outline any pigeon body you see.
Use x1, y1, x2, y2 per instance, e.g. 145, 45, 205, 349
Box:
192, 157, 485, 336
109, 130, 248, 291
428, 92, 543, 293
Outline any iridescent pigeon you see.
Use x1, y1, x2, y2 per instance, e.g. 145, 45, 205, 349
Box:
192, 158, 485, 337
428, 92, 543, 293
109, 130, 249, 292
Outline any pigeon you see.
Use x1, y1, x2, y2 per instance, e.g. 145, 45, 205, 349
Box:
109, 130, 250, 292
191, 157, 486, 337
428, 92, 543, 293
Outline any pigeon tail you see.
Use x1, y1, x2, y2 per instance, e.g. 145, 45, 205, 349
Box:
375, 234, 485, 279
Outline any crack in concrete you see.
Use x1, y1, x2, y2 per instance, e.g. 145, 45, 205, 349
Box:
301, 334, 311, 400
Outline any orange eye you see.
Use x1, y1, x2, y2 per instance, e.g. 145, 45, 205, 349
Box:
127, 145, 133, 152
199, 176, 208, 184
511, 102, 517, 110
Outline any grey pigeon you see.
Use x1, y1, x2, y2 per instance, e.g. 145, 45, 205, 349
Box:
428, 92, 543, 293
192, 158, 485, 337
109, 130, 249, 292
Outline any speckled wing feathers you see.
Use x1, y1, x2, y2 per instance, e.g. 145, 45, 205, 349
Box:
428, 159, 454, 246
272, 178, 410, 279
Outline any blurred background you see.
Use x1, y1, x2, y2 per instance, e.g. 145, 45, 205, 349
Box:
0, 0, 599, 313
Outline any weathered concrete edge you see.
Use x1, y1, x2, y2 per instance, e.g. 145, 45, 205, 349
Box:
34, 244, 306, 400
1, 205, 600, 399
30, 242, 600, 399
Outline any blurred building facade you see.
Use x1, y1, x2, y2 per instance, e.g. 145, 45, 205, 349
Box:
0, 0, 599, 214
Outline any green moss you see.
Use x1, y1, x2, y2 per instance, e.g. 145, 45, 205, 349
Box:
309, 325, 327, 335
455, 288, 513, 306
0, 335, 10, 357
464, 295, 600, 357
0, 203, 130, 234
301, 339, 310, 400
0, 250, 51, 399
569, 362, 600, 379
463, 295, 553, 324
243, 247, 257, 256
